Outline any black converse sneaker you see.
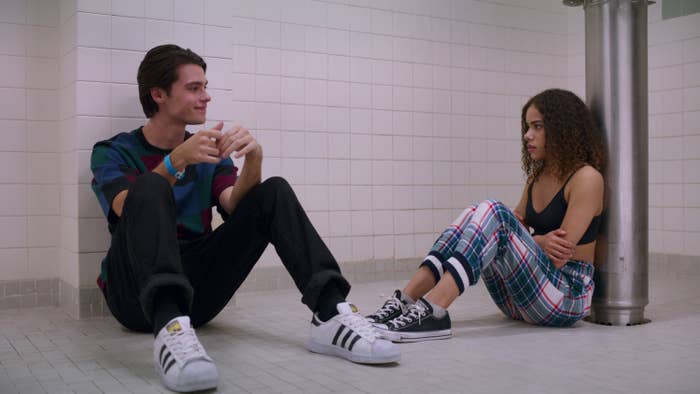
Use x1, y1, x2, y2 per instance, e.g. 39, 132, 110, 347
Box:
153, 316, 219, 392
309, 302, 401, 364
377, 298, 452, 343
365, 289, 409, 325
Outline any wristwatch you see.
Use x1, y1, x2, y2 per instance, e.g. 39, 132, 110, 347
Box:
164, 154, 185, 180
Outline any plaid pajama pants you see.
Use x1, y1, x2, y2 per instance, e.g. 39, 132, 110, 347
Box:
421, 199, 595, 327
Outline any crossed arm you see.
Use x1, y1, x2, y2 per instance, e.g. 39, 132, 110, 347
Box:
513, 166, 604, 268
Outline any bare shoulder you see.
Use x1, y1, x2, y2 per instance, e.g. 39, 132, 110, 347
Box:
571, 165, 604, 189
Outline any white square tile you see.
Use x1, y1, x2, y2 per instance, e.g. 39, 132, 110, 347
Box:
306, 26, 327, 52
305, 79, 327, 106
255, 75, 281, 102
204, 0, 231, 27
232, 17, 255, 45
231, 72, 255, 101
26, 90, 58, 121
305, 105, 327, 132
0, 120, 27, 151
328, 159, 349, 184
0, 55, 26, 88
204, 25, 231, 58
375, 110, 394, 134
303, 184, 329, 210
76, 13, 111, 47
144, 19, 173, 49
305, 133, 328, 158
172, 22, 204, 55
327, 29, 349, 56
281, 77, 305, 104
305, 52, 327, 79
27, 216, 59, 247
110, 83, 141, 117
372, 34, 393, 60
328, 133, 350, 159
306, 159, 328, 183
351, 159, 372, 185
327, 81, 349, 108
327, 107, 349, 133
280, 23, 304, 50
280, 157, 305, 185
112, 0, 144, 17
281, 50, 305, 77
328, 55, 350, 81
145, 0, 173, 19
0, 23, 25, 56
372, 85, 392, 110
350, 58, 372, 84
257, 47, 281, 75
281, 130, 305, 157
329, 186, 350, 211
350, 134, 372, 160
255, 102, 281, 130
327, 3, 350, 30
350, 83, 371, 109
0, 184, 27, 216
173, 0, 203, 23
0, 215, 27, 248
27, 120, 59, 153
233, 45, 256, 73
0, 88, 26, 119
350, 186, 372, 211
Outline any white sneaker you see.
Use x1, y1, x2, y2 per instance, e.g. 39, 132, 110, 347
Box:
153, 316, 219, 392
309, 302, 401, 364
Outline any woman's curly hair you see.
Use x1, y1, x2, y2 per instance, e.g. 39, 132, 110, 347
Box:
521, 89, 606, 182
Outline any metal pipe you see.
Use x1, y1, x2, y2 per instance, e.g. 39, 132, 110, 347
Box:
566, 0, 651, 325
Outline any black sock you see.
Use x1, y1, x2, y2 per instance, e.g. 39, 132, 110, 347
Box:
152, 287, 185, 337
316, 284, 346, 322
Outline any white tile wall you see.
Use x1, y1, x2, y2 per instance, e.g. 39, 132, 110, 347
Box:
0, 2, 60, 283
6, 0, 695, 292
647, 11, 700, 256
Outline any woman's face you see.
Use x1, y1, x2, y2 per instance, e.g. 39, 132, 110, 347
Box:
524, 105, 546, 161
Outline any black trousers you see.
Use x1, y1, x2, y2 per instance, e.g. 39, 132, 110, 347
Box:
103, 173, 350, 333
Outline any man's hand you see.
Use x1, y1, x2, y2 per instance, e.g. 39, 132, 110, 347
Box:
170, 122, 225, 168
217, 125, 260, 159
535, 229, 575, 268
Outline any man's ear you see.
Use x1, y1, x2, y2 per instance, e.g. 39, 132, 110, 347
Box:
150, 87, 167, 104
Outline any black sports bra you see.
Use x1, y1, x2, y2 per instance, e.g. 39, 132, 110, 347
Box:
525, 174, 602, 245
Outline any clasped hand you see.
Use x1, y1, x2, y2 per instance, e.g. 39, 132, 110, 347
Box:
174, 121, 259, 165
538, 229, 575, 269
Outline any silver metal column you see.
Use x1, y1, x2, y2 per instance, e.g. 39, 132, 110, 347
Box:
565, 0, 651, 325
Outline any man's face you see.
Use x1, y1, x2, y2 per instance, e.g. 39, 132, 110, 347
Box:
155, 63, 210, 125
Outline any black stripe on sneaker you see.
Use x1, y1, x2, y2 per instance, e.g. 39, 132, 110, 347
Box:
332, 325, 345, 345
163, 359, 176, 375
159, 345, 167, 364
162, 352, 172, 369
340, 330, 353, 348
347, 334, 361, 351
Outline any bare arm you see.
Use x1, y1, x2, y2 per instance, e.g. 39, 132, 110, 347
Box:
512, 182, 529, 227
216, 126, 262, 215
559, 166, 604, 245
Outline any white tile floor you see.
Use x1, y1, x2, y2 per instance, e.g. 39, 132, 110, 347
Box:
1, 268, 698, 394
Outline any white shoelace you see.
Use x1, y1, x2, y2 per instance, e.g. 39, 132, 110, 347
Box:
339, 312, 379, 341
372, 294, 407, 319
164, 326, 208, 365
389, 302, 427, 328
